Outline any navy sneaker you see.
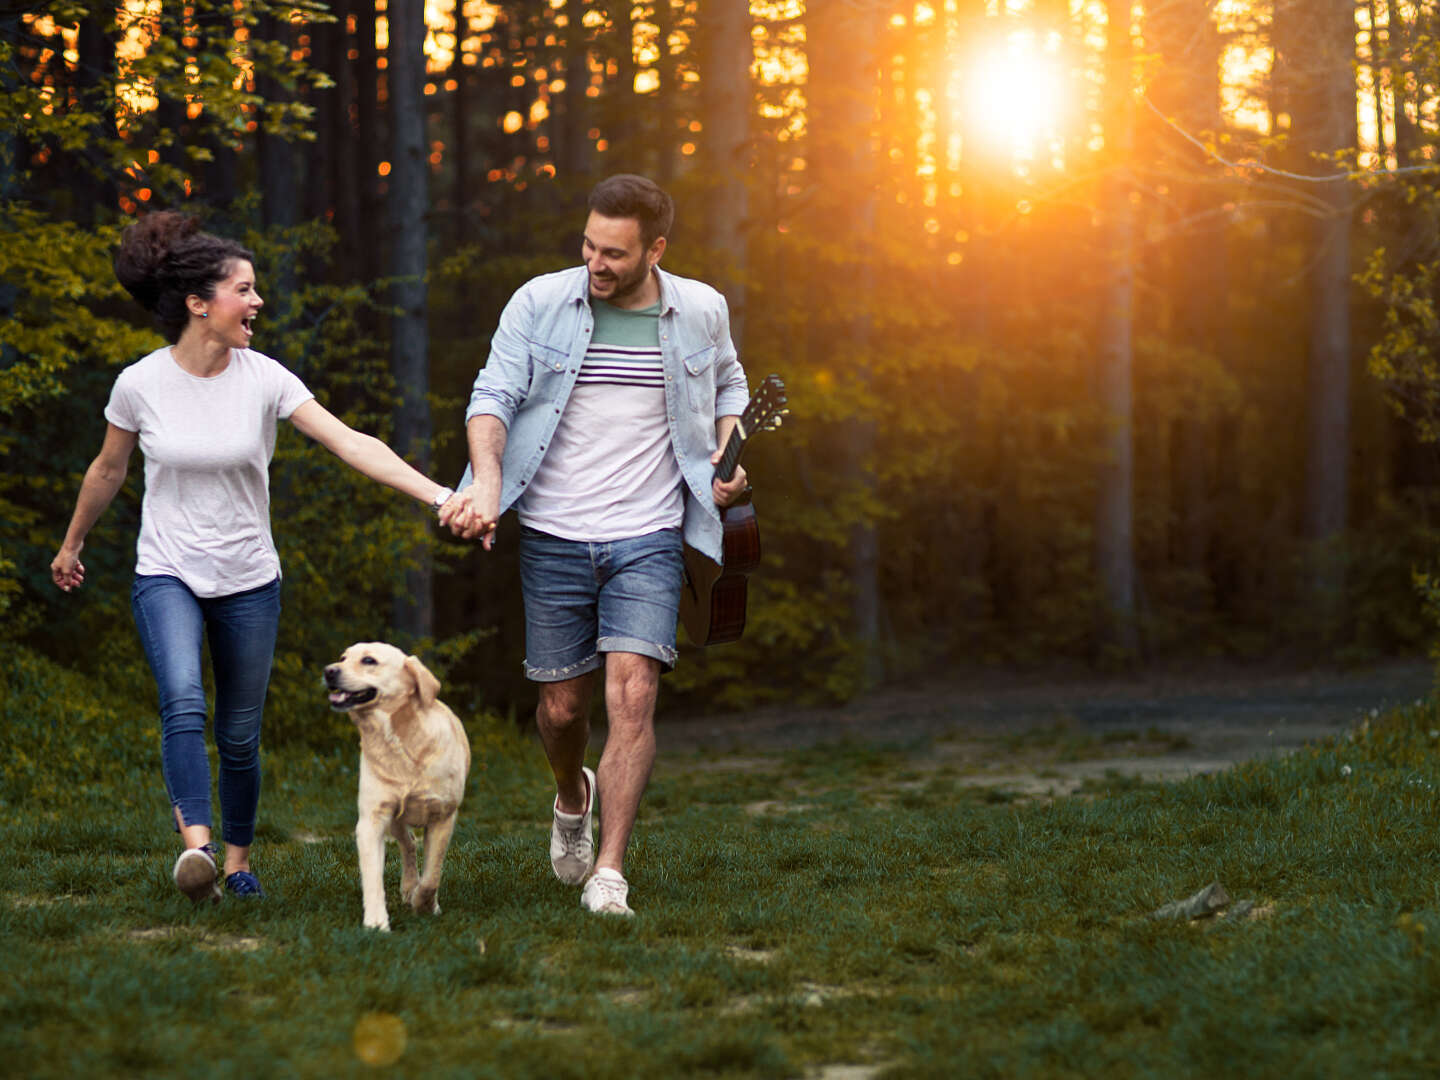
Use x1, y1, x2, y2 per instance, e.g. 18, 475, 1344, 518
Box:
173, 843, 222, 905
225, 871, 265, 898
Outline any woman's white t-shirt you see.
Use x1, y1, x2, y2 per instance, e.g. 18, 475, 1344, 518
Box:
104, 346, 314, 598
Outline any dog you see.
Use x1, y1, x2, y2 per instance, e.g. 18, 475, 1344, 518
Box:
324, 642, 471, 931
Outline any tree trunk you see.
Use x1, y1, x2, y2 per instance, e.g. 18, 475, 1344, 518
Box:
331, 0, 363, 272
806, 0, 884, 687
1148, 0, 1226, 588
73, 8, 118, 225
700, 0, 752, 350
1303, 0, 1357, 620
356, 0, 383, 284
388, 0, 434, 638
552, 0, 590, 179
449, 35, 470, 247
1386, 0, 1418, 162
1094, 0, 1139, 657
256, 10, 299, 231
605, 0, 638, 159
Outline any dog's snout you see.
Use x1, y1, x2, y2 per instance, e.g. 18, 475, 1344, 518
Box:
324, 664, 342, 688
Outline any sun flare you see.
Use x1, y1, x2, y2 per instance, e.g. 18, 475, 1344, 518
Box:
961, 30, 1067, 166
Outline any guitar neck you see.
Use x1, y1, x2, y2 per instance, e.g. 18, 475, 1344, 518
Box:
713, 421, 749, 482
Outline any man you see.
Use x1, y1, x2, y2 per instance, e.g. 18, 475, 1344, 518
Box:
452, 175, 750, 915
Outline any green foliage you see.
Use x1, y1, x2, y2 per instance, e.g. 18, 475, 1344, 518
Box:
0, 1, 328, 197
1359, 248, 1440, 441
8, 0, 1439, 720
0, 0, 335, 643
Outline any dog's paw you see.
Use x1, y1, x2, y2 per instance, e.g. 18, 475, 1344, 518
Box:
363, 913, 392, 932
410, 885, 438, 914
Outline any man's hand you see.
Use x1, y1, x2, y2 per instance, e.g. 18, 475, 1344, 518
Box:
710, 449, 749, 509
442, 481, 500, 548
435, 491, 475, 536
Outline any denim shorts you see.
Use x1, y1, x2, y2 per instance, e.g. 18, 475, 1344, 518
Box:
518, 525, 685, 681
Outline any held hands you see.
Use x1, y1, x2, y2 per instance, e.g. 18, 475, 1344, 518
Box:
438, 482, 499, 549
711, 451, 749, 509
51, 546, 85, 592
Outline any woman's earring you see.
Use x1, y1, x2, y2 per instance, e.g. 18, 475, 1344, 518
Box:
201, 312, 208, 318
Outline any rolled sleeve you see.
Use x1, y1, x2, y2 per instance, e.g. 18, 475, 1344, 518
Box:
464, 285, 537, 427
711, 295, 750, 418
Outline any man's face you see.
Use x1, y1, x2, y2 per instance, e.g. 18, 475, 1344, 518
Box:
582, 211, 664, 308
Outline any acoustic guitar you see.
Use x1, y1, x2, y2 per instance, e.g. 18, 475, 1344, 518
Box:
680, 374, 789, 646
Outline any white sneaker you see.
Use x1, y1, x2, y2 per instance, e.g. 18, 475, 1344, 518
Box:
550, 766, 596, 885
173, 844, 221, 905
581, 867, 634, 916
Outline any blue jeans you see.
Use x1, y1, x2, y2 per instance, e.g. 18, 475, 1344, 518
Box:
131, 574, 281, 847
518, 526, 684, 681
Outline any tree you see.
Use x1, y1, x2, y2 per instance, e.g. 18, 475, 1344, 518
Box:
1301, 0, 1359, 615
698, 0, 753, 350
1094, 0, 1139, 656
805, 0, 885, 686
387, 0, 435, 639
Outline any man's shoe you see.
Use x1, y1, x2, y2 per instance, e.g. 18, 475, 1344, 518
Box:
550, 766, 596, 885
173, 843, 221, 905
225, 871, 265, 898
581, 867, 634, 916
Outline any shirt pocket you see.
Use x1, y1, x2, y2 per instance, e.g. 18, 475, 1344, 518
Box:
682, 343, 717, 415
526, 339, 571, 395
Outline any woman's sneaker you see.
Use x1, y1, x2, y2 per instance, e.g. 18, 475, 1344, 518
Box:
225, 871, 265, 898
173, 843, 221, 905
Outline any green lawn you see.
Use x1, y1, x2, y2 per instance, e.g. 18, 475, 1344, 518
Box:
5, 649, 1440, 1078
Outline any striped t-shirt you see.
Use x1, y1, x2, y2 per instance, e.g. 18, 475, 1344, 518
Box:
517, 298, 684, 541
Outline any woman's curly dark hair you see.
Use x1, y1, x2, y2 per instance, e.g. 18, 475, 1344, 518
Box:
114, 212, 255, 343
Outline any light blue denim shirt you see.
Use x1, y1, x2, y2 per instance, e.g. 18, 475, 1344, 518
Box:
461, 264, 750, 564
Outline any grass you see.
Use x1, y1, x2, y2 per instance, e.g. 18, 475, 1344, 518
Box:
6, 647, 1440, 1078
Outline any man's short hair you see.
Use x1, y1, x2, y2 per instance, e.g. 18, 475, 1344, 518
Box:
588, 174, 675, 249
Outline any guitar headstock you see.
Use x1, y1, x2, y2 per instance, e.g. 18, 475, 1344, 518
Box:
741, 374, 789, 437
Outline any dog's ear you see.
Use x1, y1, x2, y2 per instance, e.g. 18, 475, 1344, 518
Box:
404, 655, 440, 709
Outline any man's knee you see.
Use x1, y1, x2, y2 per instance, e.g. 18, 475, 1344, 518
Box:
604, 654, 660, 720
538, 678, 593, 729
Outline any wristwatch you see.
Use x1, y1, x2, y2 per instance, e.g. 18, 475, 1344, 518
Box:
430, 487, 455, 515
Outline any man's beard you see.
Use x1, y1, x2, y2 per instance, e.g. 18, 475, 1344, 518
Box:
590, 261, 651, 304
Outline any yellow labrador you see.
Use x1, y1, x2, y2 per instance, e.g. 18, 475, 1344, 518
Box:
324, 642, 471, 931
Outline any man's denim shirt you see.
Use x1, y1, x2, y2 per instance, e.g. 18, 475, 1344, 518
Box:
461, 265, 750, 564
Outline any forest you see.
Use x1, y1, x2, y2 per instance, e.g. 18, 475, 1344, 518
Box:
5, 0, 1440, 732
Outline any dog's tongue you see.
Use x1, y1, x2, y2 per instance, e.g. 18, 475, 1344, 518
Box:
329, 691, 348, 704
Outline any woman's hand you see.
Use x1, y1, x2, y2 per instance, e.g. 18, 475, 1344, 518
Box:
51, 545, 85, 592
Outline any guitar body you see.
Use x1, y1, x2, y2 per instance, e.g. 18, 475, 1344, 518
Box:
680, 502, 761, 646
678, 373, 788, 647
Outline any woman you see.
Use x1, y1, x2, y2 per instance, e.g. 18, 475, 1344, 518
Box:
51, 211, 471, 904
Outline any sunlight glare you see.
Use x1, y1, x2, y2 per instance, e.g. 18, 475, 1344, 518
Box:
961, 30, 1064, 162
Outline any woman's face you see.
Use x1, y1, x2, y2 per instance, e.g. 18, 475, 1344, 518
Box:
198, 260, 263, 349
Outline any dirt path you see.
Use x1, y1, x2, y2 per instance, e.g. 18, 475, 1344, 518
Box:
662, 659, 1434, 797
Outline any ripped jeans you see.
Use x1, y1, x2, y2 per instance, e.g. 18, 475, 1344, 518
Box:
131, 574, 280, 847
